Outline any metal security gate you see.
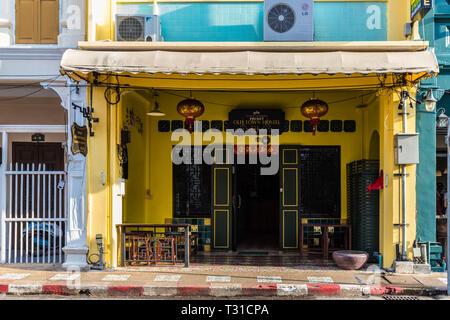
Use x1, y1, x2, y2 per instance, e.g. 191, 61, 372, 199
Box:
3, 163, 66, 263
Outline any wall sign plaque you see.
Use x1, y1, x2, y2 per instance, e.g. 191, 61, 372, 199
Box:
228, 109, 285, 132
71, 123, 88, 156
31, 133, 45, 142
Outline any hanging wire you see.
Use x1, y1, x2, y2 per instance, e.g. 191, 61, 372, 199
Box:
0, 75, 63, 102
0, 75, 62, 90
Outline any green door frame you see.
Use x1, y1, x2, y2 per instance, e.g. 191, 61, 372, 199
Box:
279, 146, 301, 250
211, 146, 234, 251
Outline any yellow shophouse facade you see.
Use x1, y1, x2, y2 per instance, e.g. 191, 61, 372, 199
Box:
57, 0, 439, 269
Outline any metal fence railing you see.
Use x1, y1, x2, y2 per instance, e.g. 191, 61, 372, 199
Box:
2, 163, 66, 264
117, 224, 197, 268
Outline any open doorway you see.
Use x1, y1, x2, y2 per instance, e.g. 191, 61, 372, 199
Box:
235, 163, 279, 252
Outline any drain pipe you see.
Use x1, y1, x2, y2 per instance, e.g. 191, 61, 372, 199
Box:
400, 90, 408, 261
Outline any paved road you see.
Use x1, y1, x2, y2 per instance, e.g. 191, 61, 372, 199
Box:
1, 294, 449, 300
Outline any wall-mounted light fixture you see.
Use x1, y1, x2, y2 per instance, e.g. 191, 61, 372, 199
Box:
424, 89, 438, 112
147, 91, 166, 117
437, 108, 448, 129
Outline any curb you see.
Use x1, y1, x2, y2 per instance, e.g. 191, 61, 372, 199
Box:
0, 283, 446, 297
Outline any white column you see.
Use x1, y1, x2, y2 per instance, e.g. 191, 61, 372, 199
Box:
44, 79, 89, 269
0, 132, 8, 263
111, 180, 124, 267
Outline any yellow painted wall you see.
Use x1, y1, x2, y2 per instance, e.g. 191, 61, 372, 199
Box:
84, 73, 420, 268
121, 92, 151, 223
144, 90, 366, 226
86, 85, 122, 265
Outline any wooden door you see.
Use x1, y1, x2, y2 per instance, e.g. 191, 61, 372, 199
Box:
211, 146, 233, 251
12, 142, 64, 220
279, 146, 301, 249
12, 142, 64, 170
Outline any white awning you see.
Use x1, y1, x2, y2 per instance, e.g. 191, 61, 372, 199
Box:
60, 48, 439, 76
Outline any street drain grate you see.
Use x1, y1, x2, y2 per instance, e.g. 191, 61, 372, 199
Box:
383, 296, 418, 301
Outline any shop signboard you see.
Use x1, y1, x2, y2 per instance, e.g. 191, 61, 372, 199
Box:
411, 0, 433, 21
228, 109, 285, 131
234, 144, 279, 155
71, 123, 88, 156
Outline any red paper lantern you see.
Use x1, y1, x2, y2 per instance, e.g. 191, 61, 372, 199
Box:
300, 99, 328, 135
177, 98, 205, 133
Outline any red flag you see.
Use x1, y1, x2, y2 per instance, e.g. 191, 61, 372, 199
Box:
367, 170, 384, 194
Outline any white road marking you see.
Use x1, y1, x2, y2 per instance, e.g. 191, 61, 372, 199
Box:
206, 276, 231, 283
307, 276, 334, 283
102, 274, 131, 281
0, 273, 30, 280
154, 275, 181, 282
49, 273, 80, 281
257, 276, 282, 283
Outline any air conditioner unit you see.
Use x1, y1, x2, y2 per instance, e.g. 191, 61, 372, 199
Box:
264, 0, 313, 41
115, 14, 162, 41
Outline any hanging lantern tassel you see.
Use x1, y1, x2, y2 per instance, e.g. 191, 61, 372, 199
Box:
300, 99, 329, 136
310, 117, 320, 136
185, 117, 195, 133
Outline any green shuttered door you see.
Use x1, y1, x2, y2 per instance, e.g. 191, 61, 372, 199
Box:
212, 147, 233, 250
280, 147, 301, 249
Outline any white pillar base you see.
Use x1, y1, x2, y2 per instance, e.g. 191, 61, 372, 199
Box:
62, 245, 89, 270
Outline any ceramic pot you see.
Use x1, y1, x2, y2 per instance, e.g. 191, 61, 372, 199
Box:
332, 250, 368, 270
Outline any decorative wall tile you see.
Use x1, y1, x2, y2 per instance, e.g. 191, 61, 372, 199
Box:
158, 120, 171, 132
330, 120, 343, 132
344, 120, 356, 132
171, 120, 183, 131
317, 120, 329, 132
290, 120, 302, 132
211, 120, 223, 131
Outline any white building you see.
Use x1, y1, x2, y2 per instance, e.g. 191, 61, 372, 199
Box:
0, 0, 87, 266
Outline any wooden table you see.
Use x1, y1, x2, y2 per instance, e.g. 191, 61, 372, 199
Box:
299, 223, 351, 258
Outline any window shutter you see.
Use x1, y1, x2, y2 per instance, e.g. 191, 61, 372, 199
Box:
15, 0, 38, 43
39, 0, 59, 44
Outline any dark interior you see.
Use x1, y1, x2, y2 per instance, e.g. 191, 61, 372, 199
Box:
235, 163, 279, 251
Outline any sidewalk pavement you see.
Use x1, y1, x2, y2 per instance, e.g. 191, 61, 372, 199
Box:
0, 261, 447, 298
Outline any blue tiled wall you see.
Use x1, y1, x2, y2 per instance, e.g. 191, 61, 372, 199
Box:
117, 2, 387, 41
314, 2, 387, 41
117, 3, 154, 15
159, 3, 263, 41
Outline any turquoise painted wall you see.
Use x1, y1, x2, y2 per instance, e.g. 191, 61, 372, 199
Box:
416, 104, 437, 242
416, 0, 450, 242
117, 2, 387, 41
